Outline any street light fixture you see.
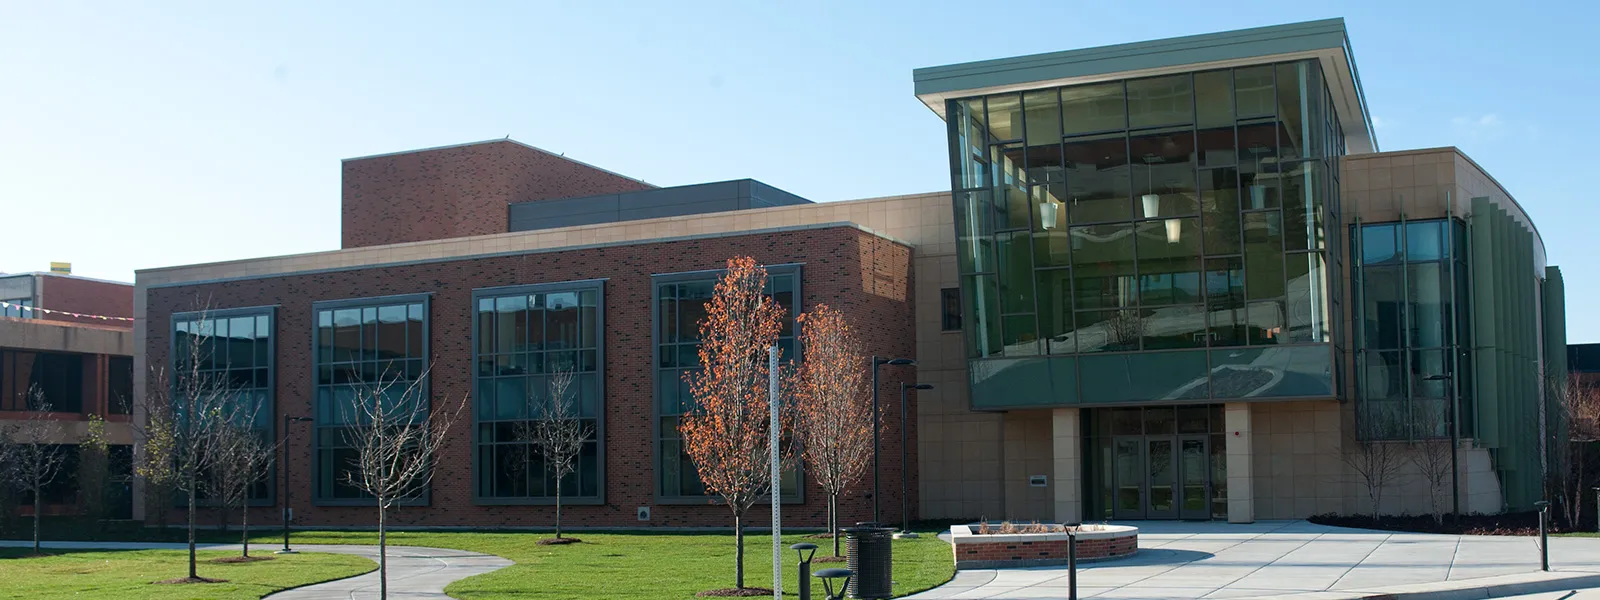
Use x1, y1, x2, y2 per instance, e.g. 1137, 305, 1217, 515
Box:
276, 415, 314, 554
1423, 373, 1461, 525
896, 382, 933, 539
871, 356, 915, 525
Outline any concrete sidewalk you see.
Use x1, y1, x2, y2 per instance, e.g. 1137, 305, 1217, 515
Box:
907, 520, 1600, 599
0, 540, 512, 599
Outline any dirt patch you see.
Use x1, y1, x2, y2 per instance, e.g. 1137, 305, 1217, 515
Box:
803, 533, 835, 539
1309, 512, 1557, 536
813, 555, 847, 563
154, 576, 228, 584
209, 555, 275, 564
536, 537, 582, 546
697, 588, 775, 597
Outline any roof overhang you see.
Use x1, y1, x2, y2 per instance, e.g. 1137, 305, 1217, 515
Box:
912, 18, 1378, 154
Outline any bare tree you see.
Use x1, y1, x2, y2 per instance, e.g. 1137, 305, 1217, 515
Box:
1551, 372, 1600, 529
787, 304, 872, 557
515, 367, 588, 542
134, 383, 178, 534
1408, 400, 1453, 525
134, 308, 244, 582
340, 365, 464, 600
1343, 404, 1409, 520
0, 388, 67, 555
79, 414, 111, 533
208, 420, 275, 559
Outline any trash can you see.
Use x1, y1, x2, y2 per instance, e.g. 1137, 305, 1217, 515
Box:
844, 523, 894, 599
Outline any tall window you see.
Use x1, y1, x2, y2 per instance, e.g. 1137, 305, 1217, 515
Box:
171, 308, 275, 503
655, 266, 801, 500
1, 298, 34, 319
108, 356, 133, 415
0, 351, 85, 412
313, 296, 427, 504
472, 281, 603, 504
1353, 219, 1467, 440
941, 288, 963, 331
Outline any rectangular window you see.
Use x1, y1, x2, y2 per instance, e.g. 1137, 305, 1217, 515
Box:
940, 288, 963, 331
655, 266, 802, 501
1, 298, 34, 319
171, 308, 275, 504
312, 296, 427, 504
0, 351, 84, 412
473, 281, 603, 504
108, 356, 133, 415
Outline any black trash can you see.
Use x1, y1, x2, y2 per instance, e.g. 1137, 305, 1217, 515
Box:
844, 523, 894, 599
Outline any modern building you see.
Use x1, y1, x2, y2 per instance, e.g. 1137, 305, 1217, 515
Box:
134, 18, 1563, 528
0, 272, 136, 521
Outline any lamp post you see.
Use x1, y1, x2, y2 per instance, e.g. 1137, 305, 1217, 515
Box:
276, 415, 314, 554
871, 356, 915, 525
896, 382, 933, 539
1423, 374, 1460, 525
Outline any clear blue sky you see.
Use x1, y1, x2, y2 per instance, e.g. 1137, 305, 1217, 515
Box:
2, 1, 1595, 340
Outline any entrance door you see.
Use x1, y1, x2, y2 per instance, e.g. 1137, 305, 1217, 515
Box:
1145, 437, 1177, 519
1112, 437, 1145, 519
1178, 436, 1210, 520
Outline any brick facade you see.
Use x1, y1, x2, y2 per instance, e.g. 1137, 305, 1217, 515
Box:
952, 529, 1138, 569
37, 274, 133, 325
340, 140, 655, 249
146, 226, 916, 530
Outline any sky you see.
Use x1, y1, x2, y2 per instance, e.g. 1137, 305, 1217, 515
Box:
2, 1, 1596, 339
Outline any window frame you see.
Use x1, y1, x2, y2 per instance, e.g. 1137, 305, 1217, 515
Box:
652, 264, 806, 505
940, 287, 963, 332
309, 293, 430, 507
469, 279, 607, 506
169, 305, 278, 507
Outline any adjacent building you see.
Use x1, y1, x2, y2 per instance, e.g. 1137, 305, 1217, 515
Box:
0, 272, 136, 520
134, 18, 1564, 528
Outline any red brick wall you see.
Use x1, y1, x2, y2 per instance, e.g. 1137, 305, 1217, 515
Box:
38, 275, 133, 325
146, 226, 916, 530
955, 534, 1138, 565
341, 140, 654, 249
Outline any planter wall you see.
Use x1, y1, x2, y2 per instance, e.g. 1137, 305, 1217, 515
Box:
949, 524, 1138, 570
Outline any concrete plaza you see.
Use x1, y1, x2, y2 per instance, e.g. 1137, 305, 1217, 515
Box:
908, 520, 1600, 599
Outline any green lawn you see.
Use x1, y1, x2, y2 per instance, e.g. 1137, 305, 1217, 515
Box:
0, 548, 376, 600
8, 519, 956, 599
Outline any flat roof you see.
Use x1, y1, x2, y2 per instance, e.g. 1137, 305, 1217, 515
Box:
913, 18, 1378, 153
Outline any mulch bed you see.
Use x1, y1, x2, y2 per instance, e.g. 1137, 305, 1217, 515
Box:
536, 537, 581, 546
802, 533, 835, 539
1308, 511, 1559, 536
813, 555, 847, 563
209, 555, 275, 563
154, 576, 228, 584
696, 588, 776, 597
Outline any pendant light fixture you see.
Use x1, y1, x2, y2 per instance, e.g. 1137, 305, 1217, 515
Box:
1165, 218, 1182, 244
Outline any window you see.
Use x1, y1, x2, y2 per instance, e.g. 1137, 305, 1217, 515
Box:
472, 281, 603, 504
940, 288, 962, 331
108, 356, 133, 415
0, 351, 84, 412
1, 298, 34, 319
312, 296, 427, 504
655, 266, 801, 501
171, 308, 275, 503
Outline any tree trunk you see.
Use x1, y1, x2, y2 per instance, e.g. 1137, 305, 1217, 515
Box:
378, 503, 388, 600
187, 483, 198, 580
555, 486, 563, 539
241, 502, 250, 558
32, 484, 41, 556
734, 513, 744, 590
830, 493, 840, 557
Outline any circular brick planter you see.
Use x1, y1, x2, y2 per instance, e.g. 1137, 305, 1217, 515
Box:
949, 524, 1138, 570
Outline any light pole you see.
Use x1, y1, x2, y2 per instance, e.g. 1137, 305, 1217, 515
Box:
277, 415, 313, 554
896, 382, 933, 539
1423, 374, 1460, 525
870, 356, 914, 525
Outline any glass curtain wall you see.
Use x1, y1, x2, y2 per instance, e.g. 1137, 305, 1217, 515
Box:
949, 60, 1344, 406
655, 267, 801, 500
312, 298, 427, 503
473, 283, 602, 503
172, 309, 275, 503
1353, 219, 1468, 440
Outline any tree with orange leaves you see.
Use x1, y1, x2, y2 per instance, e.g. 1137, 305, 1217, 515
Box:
787, 304, 871, 558
680, 256, 788, 593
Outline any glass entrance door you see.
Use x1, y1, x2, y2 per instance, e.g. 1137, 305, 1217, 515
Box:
1112, 437, 1145, 519
1146, 437, 1177, 518
1179, 436, 1210, 520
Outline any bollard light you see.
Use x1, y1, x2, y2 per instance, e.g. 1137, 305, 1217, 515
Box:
815, 568, 853, 600
791, 543, 818, 600
1535, 500, 1551, 572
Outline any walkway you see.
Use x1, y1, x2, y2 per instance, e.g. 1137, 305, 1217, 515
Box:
0, 540, 512, 599
908, 520, 1600, 599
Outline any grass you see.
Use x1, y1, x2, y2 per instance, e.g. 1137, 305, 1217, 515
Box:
0, 548, 376, 600
7, 519, 957, 599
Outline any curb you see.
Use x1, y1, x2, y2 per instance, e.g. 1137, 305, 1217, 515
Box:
1353, 572, 1600, 599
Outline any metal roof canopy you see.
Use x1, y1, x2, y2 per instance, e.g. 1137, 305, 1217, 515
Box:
913, 18, 1378, 154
